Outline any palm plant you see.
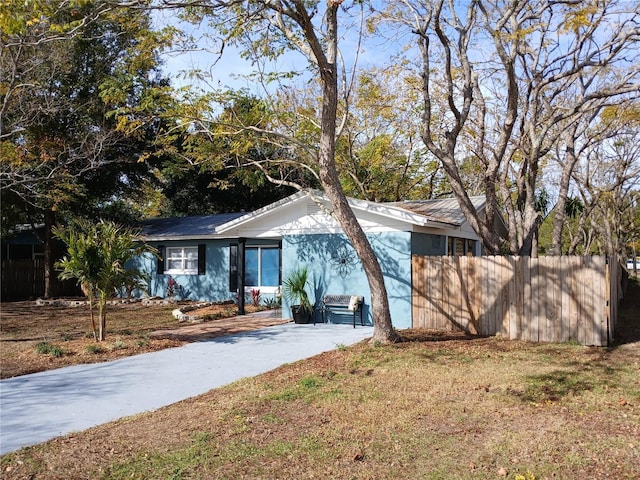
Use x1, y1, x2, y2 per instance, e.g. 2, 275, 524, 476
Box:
282, 266, 312, 320
54, 219, 156, 341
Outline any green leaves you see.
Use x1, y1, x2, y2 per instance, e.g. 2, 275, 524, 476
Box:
53, 219, 157, 340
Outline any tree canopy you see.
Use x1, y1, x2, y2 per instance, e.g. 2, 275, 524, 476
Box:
382, 0, 639, 255
1, 0, 173, 295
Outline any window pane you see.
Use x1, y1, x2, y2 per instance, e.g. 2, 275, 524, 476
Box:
167, 259, 182, 270
260, 248, 279, 286
184, 248, 198, 271
167, 249, 183, 260
455, 238, 464, 256
185, 258, 198, 271
245, 248, 258, 286
166, 247, 199, 273
466, 239, 475, 256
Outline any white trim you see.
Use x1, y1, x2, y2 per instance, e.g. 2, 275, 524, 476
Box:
164, 246, 199, 275
215, 190, 457, 236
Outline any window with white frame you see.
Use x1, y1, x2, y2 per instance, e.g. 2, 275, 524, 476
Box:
165, 246, 199, 274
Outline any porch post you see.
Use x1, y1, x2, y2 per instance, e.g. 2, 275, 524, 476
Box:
237, 238, 245, 315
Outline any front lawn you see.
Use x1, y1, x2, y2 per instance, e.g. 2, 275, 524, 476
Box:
2, 283, 638, 479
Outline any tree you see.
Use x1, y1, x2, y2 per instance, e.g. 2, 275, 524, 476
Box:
157, 94, 300, 216
157, 0, 398, 343
1, 0, 173, 296
385, 0, 640, 255
570, 106, 640, 258
53, 219, 156, 341
336, 67, 448, 202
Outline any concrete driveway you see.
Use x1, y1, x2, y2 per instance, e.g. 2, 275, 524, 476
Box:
0, 322, 372, 455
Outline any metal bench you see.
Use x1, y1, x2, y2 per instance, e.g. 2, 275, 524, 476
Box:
317, 295, 364, 328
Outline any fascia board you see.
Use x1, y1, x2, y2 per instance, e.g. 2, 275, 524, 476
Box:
139, 235, 225, 242
215, 190, 459, 237
348, 199, 458, 229
215, 191, 308, 234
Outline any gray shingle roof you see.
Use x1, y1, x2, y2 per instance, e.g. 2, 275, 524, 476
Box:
139, 213, 245, 239
385, 196, 485, 226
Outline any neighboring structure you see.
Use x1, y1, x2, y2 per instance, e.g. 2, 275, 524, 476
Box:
133, 190, 506, 328
1, 225, 46, 262
1, 225, 81, 300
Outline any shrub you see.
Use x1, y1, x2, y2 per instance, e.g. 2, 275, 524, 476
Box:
250, 288, 261, 307
263, 296, 281, 309
85, 344, 105, 354
35, 341, 64, 358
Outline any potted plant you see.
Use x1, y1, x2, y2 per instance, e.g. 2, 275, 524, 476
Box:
282, 266, 313, 324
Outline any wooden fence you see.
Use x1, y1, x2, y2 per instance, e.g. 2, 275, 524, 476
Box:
412, 255, 623, 346
1, 259, 80, 301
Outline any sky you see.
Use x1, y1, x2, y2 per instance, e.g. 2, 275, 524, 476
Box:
152, 5, 401, 95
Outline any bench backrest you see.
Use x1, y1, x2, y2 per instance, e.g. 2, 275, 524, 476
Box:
323, 295, 363, 306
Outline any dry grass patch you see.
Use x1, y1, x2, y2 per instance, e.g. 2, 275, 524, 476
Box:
2, 283, 639, 479
0, 302, 186, 378
2, 336, 639, 479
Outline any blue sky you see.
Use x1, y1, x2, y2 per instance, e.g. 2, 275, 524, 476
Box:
153, 5, 400, 95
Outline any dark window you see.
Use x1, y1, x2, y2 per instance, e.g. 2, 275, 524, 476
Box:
229, 244, 238, 292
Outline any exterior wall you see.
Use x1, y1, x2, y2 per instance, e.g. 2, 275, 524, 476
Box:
281, 232, 413, 329
129, 239, 234, 303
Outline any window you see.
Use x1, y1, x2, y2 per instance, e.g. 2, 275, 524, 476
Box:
245, 246, 280, 287
160, 245, 206, 275
447, 237, 477, 256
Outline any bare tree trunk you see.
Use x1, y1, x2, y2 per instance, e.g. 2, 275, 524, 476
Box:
81, 282, 98, 341
43, 209, 56, 298
98, 294, 107, 342
550, 125, 580, 256
313, 3, 397, 343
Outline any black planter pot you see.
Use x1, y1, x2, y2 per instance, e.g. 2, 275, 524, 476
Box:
291, 305, 312, 324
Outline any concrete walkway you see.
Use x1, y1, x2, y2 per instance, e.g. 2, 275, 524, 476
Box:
0, 322, 372, 455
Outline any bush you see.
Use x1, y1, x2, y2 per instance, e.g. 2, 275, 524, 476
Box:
85, 344, 105, 354
35, 341, 64, 358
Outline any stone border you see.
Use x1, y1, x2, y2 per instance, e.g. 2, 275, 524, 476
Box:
171, 302, 232, 323
34, 297, 203, 307
34, 297, 241, 324
36, 298, 146, 307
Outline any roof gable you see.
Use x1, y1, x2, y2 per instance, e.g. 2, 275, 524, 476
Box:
137, 191, 493, 241
215, 190, 477, 237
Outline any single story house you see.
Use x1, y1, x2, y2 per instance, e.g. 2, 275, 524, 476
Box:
133, 190, 506, 328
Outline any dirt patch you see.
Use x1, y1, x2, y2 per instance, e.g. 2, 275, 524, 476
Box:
0, 301, 288, 379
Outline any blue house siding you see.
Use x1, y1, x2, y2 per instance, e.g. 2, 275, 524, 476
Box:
282, 232, 413, 329
130, 240, 234, 302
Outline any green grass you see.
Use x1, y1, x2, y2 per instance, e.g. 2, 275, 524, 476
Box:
85, 344, 105, 354
34, 341, 64, 357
